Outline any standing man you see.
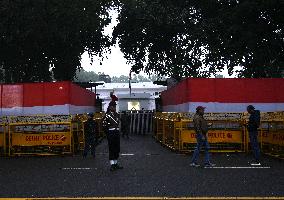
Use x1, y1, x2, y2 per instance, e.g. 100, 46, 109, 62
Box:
102, 105, 123, 171
247, 105, 261, 166
83, 113, 97, 158
190, 106, 215, 167
121, 111, 131, 139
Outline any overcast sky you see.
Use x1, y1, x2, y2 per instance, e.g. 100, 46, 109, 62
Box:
81, 10, 238, 78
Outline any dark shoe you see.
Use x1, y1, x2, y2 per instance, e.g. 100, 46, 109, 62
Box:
204, 162, 216, 167
189, 163, 200, 167
110, 165, 116, 171
114, 164, 123, 169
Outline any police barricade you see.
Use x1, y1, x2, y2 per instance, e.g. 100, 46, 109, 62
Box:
127, 110, 154, 135
0, 117, 8, 156
153, 112, 176, 142
72, 115, 85, 152
157, 112, 245, 153
94, 112, 105, 138
8, 115, 73, 156
72, 113, 104, 153
153, 112, 164, 142
258, 112, 284, 159
162, 113, 182, 150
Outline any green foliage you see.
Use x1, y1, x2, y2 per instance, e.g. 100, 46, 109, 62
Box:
111, 74, 160, 82
74, 69, 161, 83
73, 69, 99, 82
0, 0, 114, 83
114, 0, 284, 78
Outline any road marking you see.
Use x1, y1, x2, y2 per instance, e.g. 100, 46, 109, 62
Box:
204, 166, 271, 169
1, 197, 283, 200
121, 153, 135, 156
61, 167, 93, 170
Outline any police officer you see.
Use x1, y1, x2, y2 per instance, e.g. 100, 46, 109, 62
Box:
102, 105, 123, 171
247, 105, 261, 166
83, 113, 97, 158
190, 106, 215, 167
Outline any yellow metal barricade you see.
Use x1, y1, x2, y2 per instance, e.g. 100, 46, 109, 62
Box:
178, 113, 245, 152
258, 112, 284, 159
72, 112, 105, 153
8, 115, 73, 156
0, 116, 7, 155
153, 112, 165, 142
155, 112, 246, 153
72, 114, 86, 152
94, 112, 104, 138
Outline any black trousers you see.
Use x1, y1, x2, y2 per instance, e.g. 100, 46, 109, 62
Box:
107, 130, 120, 160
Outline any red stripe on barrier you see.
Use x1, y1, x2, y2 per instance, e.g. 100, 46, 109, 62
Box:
162, 78, 284, 107
0, 81, 96, 109
2, 84, 23, 108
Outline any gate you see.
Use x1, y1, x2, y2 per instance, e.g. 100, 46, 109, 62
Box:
121, 111, 154, 135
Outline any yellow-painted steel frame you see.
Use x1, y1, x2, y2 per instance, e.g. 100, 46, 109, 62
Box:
73, 113, 104, 153
0, 123, 6, 155
155, 111, 284, 156
154, 112, 247, 153
8, 122, 73, 156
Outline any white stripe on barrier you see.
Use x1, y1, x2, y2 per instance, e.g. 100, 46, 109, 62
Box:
163, 102, 284, 113
1, 105, 95, 115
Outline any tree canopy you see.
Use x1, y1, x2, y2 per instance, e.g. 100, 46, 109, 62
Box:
0, 0, 283, 83
0, 0, 113, 83
73, 68, 160, 83
114, 0, 284, 79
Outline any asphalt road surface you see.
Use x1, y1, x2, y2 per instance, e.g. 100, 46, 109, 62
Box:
0, 135, 283, 198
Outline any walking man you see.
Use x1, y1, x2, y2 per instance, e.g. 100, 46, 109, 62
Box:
102, 105, 123, 171
190, 106, 215, 167
247, 105, 261, 165
83, 113, 97, 158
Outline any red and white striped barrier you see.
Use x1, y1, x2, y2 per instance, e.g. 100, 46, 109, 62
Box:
161, 78, 284, 112
0, 81, 96, 116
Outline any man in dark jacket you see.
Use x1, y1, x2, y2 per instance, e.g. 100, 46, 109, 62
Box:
247, 105, 261, 165
190, 106, 215, 167
102, 105, 123, 171
121, 111, 131, 138
83, 113, 97, 158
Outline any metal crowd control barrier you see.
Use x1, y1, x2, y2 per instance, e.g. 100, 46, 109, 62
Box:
154, 112, 246, 153
8, 115, 73, 156
72, 113, 104, 153
0, 117, 7, 156
246, 112, 284, 159
153, 112, 177, 142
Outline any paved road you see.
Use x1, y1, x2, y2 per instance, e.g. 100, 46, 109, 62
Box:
0, 135, 283, 198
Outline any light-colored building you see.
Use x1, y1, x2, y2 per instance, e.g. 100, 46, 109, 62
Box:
94, 82, 167, 111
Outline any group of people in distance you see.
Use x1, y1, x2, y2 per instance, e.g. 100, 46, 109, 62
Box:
83, 90, 262, 170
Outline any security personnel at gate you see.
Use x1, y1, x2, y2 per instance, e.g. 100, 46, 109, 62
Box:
246, 105, 261, 166
190, 106, 215, 167
102, 104, 123, 171
83, 113, 97, 158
